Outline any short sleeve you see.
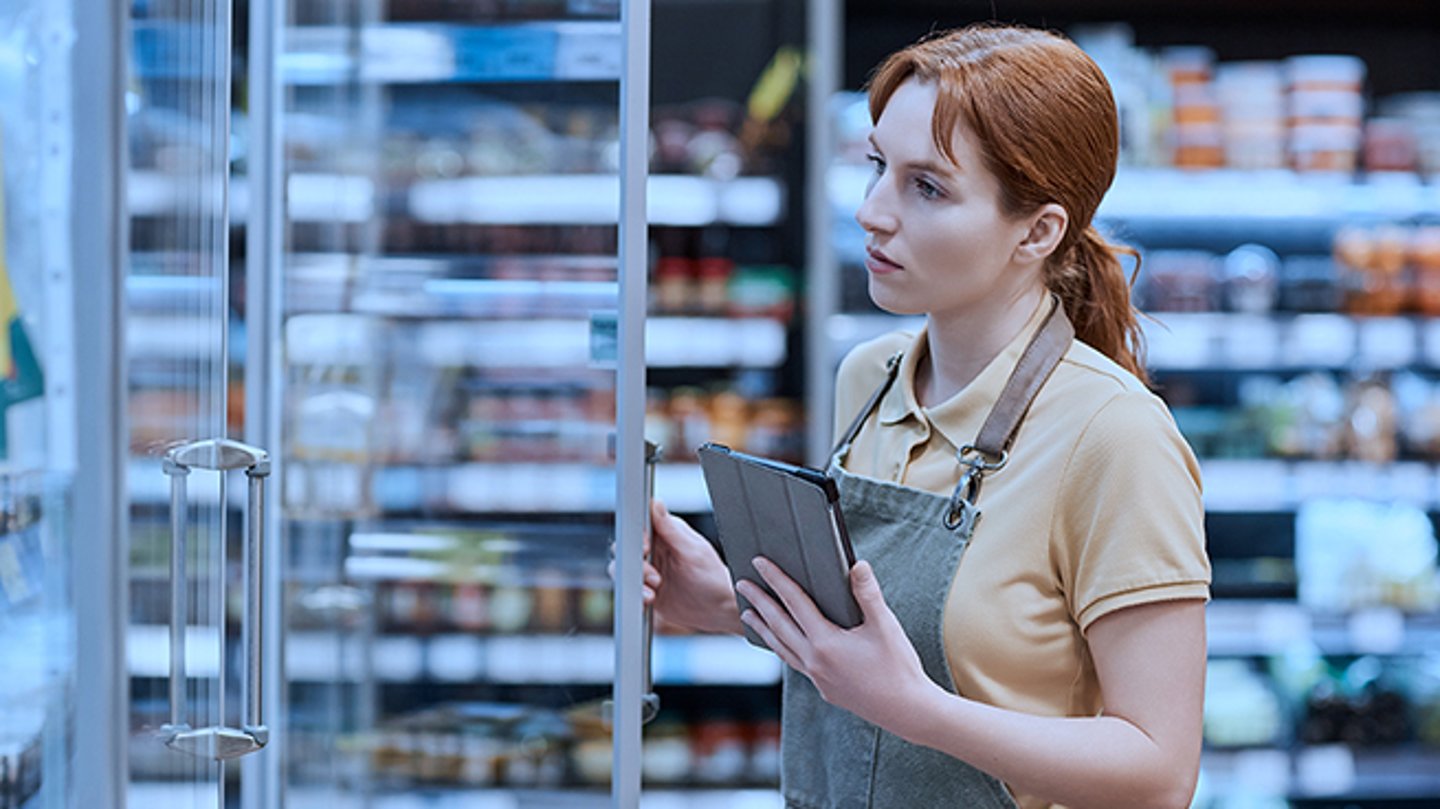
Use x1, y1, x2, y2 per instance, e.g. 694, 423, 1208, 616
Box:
1052, 390, 1212, 632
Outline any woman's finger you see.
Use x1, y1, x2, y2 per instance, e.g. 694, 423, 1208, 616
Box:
751, 556, 828, 634
740, 609, 803, 671
735, 578, 810, 654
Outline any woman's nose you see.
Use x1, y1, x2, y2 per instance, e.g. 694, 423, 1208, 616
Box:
855, 179, 897, 235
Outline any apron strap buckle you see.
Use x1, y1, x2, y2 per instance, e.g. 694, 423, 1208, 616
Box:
944, 466, 985, 534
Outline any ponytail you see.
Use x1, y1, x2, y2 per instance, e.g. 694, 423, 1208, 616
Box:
1046, 225, 1149, 387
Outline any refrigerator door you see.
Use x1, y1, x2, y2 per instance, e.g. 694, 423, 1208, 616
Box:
0, 5, 82, 808
126, 0, 254, 805
245, 0, 649, 807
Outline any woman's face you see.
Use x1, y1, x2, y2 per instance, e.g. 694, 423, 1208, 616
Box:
855, 79, 1040, 318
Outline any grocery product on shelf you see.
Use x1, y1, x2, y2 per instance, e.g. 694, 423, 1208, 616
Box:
646, 385, 804, 465
1069, 25, 1440, 176
1295, 498, 1439, 613
1204, 659, 1286, 748
364, 701, 785, 790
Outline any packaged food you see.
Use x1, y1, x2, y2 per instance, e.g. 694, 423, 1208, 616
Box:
1286, 54, 1367, 94
1411, 226, 1440, 315
1363, 117, 1420, 173
1291, 123, 1362, 174
1222, 244, 1281, 314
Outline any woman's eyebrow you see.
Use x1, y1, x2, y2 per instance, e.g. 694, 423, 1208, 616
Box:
867, 134, 962, 178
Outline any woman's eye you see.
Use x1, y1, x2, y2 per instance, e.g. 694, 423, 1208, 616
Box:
865, 153, 885, 175
915, 178, 943, 199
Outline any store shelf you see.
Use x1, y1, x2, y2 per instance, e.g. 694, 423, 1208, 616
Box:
823, 313, 924, 362
1206, 600, 1440, 657
1201, 745, 1440, 803
127, 626, 780, 686
368, 462, 709, 514
131, 459, 706, 514
130, 172, 784, 228
213, 785, 783, 809
282, 22, 622, 85
830, 312, 1440, 373
829, 165, 1440, 241
408, 175, 785, 227
126, 313, 783, 370
129, 602, 1440, 682
1143, 313, 1440, 372
1199, 459, 1440, 512
128, 171, 372, 224
283, 317, 786, 369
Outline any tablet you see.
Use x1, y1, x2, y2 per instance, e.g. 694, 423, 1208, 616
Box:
697, 442, 863, 649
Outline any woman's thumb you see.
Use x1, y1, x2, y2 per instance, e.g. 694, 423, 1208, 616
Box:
851, 561, 884, 609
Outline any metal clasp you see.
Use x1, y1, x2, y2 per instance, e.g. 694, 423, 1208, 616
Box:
943, 445, 1007, 535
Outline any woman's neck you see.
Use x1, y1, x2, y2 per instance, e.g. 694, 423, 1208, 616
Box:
916, 288, 1047, 408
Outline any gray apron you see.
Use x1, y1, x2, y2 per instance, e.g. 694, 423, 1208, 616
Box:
781, 300, 1074, 809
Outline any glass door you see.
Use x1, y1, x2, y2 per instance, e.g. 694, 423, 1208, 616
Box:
0, 2, 79, 807
127, 0, 268, 805
247, 0, 650, 806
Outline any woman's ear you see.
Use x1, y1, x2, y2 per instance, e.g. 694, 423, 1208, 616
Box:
1014, 203, 1069, 263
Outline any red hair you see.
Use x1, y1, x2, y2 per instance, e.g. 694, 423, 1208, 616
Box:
867, 24, 1148, 384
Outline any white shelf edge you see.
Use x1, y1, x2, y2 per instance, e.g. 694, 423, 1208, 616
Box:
127, 627, 781, 686
129, 173, 785, 227
828, 165, 1440, 223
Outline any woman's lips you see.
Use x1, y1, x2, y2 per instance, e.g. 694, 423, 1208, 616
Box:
865, 247, 903, 275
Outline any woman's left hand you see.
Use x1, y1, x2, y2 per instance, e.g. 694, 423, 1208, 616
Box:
737, 557, 939, 732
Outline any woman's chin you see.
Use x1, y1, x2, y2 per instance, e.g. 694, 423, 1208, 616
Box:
866, 281, 925, 316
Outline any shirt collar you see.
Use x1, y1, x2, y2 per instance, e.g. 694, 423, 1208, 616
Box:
877, 297, 1057, 451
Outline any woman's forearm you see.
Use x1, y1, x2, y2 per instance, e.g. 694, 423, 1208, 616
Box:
896, 683, 1198, 809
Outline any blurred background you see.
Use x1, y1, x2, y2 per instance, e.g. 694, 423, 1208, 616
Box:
3, 0, 1440, 807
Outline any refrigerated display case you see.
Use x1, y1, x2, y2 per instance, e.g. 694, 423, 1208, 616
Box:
226, 0, 812, 806
122, 0, 678, 806
809, 2, 1440, 807
231, 0, 788, 806
1, 0, 125, 806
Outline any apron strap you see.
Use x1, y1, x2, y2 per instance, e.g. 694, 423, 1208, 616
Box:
829, 351, 904, 463
946, 296, 1073, 532
971, 295, 1075, 461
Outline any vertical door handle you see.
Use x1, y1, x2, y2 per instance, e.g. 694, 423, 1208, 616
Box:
639, 439, 661, 723
160, 438, 271, 761
604, 439, 661, 725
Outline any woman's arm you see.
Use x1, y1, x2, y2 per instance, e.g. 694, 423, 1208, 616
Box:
738, 558, 1205, 809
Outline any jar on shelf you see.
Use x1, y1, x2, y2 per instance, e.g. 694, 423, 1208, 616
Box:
666, 388, 711, 460
652, 256, 695, 315
1363, 117, 1420, 173
1410, 225, 1440, 316
1335, 225, 1409, 316
708, 389, 750, 452
1222, 243, 1280, 314
695, 256, 734, 316
1344, 376, 1399, 465
1217, 61, 1287, 170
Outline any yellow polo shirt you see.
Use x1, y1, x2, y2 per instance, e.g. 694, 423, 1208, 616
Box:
833, 300, 1210, 809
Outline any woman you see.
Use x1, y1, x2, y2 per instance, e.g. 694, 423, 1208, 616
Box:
644, 23, 1210, 809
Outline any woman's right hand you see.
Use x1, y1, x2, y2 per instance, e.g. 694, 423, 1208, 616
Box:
642, 498, 743, 635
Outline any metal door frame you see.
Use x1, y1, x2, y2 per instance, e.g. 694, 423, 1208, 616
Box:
71, 0, 128, 804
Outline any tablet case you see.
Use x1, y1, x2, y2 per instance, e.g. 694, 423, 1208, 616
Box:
697, 442, 863, 649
